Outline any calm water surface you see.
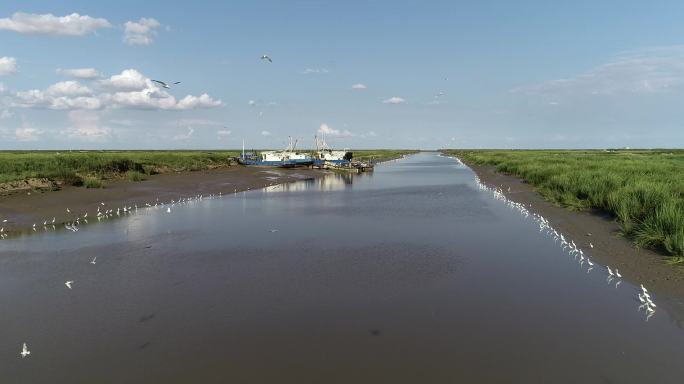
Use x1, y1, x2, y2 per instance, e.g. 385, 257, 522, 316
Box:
2, 152, 684, 383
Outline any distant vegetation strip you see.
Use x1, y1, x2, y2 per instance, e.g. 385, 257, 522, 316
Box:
0, 149, 418, 188
0, 150, 239, 186
442, 149, 684, 259
353, 150, 419, 163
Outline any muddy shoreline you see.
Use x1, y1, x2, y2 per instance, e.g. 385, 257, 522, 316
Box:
459, 160, 684, 323
0, 166, 327, 234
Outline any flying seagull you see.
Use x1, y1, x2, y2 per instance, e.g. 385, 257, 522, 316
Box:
90, 257, 97, 265
260, 54, 273, 63
152, 80, 181, 89
20, 342, 30, 358
65, 280, 74, 289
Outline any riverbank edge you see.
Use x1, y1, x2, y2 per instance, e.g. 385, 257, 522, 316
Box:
0, 166, 329, 236
0, 153, 410, 236
447, 155, 684, 323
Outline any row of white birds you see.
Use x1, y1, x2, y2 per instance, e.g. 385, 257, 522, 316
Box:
471, 171, 658, 322
1, 190, 239, 239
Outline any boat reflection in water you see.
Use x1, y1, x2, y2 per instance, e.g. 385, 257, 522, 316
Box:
261, 171, 369, 194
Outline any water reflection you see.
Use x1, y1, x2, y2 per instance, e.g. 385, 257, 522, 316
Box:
262, 171, 372, 193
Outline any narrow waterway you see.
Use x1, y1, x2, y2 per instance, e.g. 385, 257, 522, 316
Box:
2, 152, 683, 383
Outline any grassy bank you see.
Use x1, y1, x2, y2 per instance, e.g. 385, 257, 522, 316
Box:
442, 149, 684, 259
0, 150, 239, 187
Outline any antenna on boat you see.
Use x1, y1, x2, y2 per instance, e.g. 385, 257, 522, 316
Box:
242, 139, 245, 159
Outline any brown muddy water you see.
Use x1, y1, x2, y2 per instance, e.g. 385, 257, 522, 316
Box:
1, 152, 683, 383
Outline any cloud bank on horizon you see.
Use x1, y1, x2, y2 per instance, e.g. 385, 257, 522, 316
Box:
1, 1, 683, 149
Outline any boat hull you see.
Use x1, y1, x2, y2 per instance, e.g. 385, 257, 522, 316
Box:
238, 158, 314, 168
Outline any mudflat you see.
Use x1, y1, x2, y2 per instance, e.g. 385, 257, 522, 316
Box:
0, 166, 325, 233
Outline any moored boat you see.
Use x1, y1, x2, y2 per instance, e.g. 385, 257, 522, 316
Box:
238, 137, 314, 167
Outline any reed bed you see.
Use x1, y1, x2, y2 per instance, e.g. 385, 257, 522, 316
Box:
0, 150, 239, 185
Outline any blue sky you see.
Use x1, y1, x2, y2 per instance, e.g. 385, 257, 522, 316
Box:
1, 0, 683, 149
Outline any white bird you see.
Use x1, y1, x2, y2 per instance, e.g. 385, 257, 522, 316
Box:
2, 219, 7, 223
587, 259, 594, 267
166, 207, 171, 213
638, 293, 646, 303
51, 217, 55, 224
66, 208, 71, 213
152, 80, 181, 89
20, 342, 30, 358
260, 54, 273, 63
90, 257, 97, 265
65, 280, 74, 289
269, 229, 279, 233
615, 268, 622, 278
607, 266, 614, 277
589, 242, 594, 248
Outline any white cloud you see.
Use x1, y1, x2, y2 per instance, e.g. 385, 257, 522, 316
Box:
47, 81, 93, 97
513, 46, 684, 96
15, 127, 43, 141
0, 12, 111, 36
65, 110, 111, 141
56, 68, 101, 79
261, 130, 271, 136
99, 69, 148, 91
0, 82, 5, 93
367, 130, 377, 137
9, 69, 222, 111
301, 68, 329, 75
176, 94, 222, 109
317, 123, 353, 137
0, 57, 17, 76
123, 18, 161, 46
248, 99, 256, 106
173, 127, 194, 141
216, 129, 231, 136
1, 109, 13, 119
383, 96, 406, 104
351, 83, 367, 90
13, 88, 102, 110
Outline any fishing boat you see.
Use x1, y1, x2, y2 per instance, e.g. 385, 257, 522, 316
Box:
238, 137, 314, 168
313, 135, 352, 167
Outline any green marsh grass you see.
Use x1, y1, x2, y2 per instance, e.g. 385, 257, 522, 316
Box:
442, 149, 684, 257
0, 150, 239, 186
